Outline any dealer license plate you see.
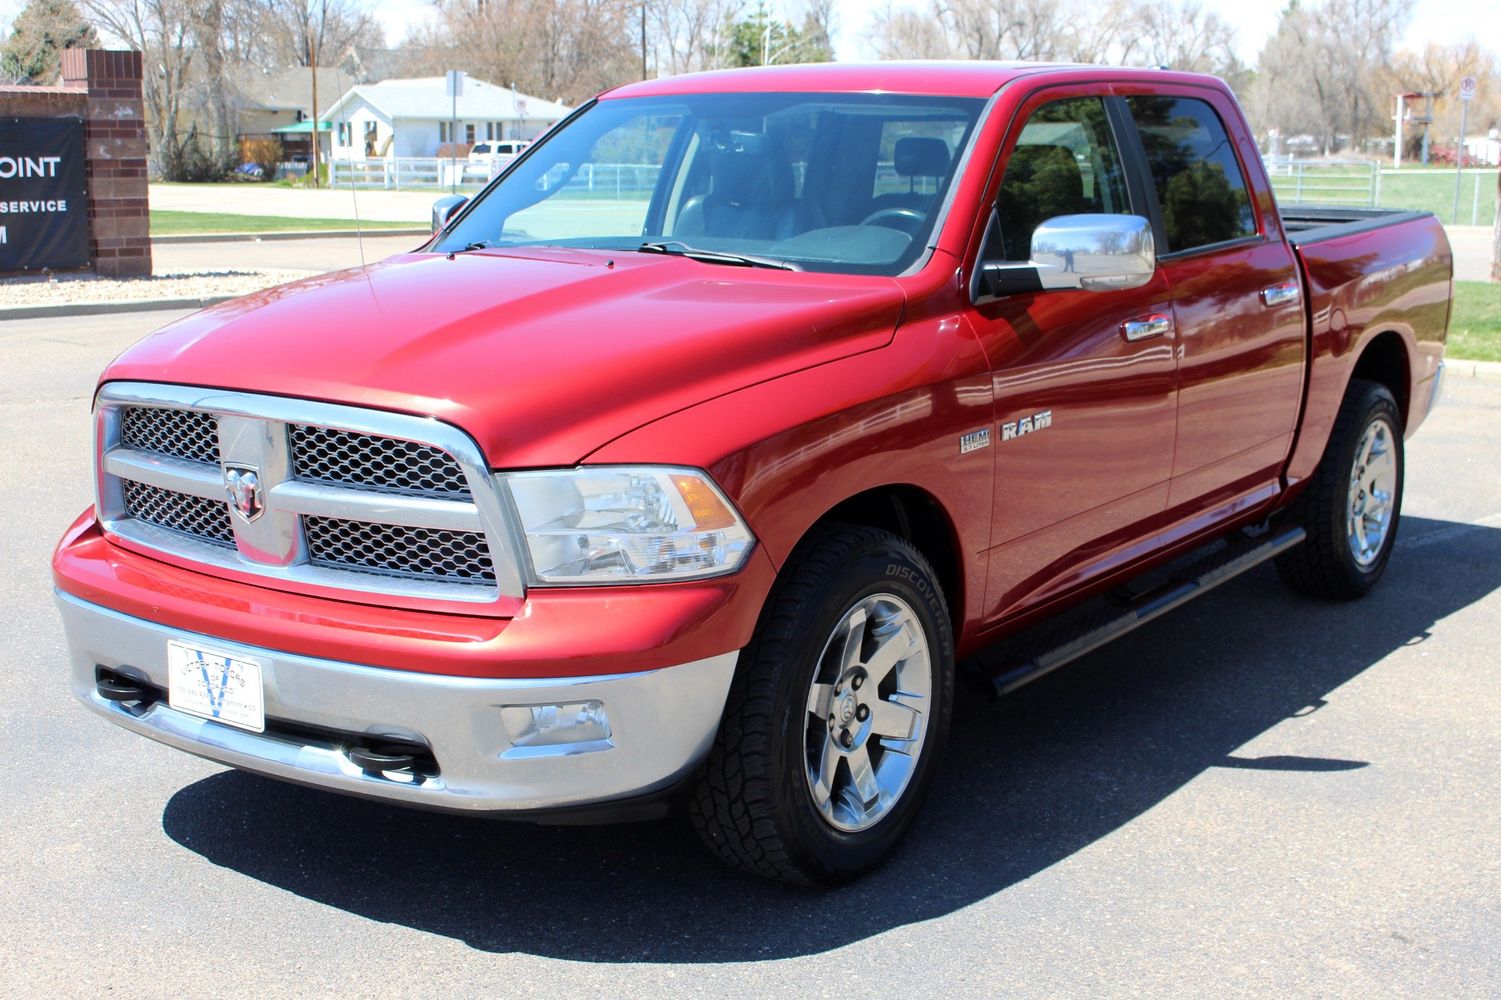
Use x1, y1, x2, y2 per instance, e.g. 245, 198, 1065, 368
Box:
166, 640, 265, 733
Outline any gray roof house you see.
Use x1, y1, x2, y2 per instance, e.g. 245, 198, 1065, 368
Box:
230, 65, 349, 138
320, 76, 571, 159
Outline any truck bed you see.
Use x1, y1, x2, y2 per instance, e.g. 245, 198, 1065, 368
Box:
1280, 206, 1436, 247
1281, 205, 1451, 484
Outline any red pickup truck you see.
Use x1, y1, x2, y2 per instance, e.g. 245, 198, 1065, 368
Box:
54, 63, 1450, 886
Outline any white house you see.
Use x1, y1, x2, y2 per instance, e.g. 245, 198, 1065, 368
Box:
320, 76, 571, 161
1463, 130, 1501, 167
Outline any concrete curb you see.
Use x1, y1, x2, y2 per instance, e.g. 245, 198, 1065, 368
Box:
1449, 359, 1501, 381
0, 296, 234, 321
151, 228, 427, 244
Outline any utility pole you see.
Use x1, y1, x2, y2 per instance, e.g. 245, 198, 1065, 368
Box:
640, 2, 647, 80
310, 36, 320, 188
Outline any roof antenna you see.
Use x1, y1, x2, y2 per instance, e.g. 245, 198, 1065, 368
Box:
332, 59, 366, 270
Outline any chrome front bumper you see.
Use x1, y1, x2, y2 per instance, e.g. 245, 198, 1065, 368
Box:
56, 591, 738, 814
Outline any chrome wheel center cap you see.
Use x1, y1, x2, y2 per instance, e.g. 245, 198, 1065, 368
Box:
836, 692, 858, 727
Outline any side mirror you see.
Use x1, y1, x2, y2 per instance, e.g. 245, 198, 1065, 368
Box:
981, 214, 1155, 297
431, 194, 468, 233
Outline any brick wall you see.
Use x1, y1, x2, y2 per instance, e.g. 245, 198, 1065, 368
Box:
0, 84, 86, 117
61, 50, 150, 278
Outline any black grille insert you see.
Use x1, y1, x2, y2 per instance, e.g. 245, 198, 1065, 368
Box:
289, 425, 470, 499
121, 406, 220, 465
304, 515, 494, 585
121, 480, 235, 547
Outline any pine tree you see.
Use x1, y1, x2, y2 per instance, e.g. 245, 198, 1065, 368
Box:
0, 0, 98, 85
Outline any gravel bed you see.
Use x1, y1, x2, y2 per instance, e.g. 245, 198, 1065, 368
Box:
0, 269, 314, 308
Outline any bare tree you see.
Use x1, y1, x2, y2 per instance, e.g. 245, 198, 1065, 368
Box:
80, 0, 197, 173
1246, 0, 1414, 155
1384, 40, 1500, 153
260, 0, 381, 67
398, 0, 637, 104
1123, 0, 1238, 74
867, 0, 1244, 75
647, 0, 743, 75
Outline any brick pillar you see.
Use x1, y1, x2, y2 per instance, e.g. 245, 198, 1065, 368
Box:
61, 49, 150, 278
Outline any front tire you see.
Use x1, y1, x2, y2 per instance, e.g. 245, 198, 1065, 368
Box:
1276, 379, 1404, 599
689, 524, 954, 887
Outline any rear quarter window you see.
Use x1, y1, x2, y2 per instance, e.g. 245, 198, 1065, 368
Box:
1125, 96, 1256, 253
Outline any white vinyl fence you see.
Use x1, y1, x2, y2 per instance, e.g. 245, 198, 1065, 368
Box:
329, 157, 663, 194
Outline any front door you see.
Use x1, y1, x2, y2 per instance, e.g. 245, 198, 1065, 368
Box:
966, 91, 1179, 621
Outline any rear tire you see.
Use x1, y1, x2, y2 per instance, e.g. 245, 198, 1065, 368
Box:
1276, 379, 1404, 599
689, 524, 954, 887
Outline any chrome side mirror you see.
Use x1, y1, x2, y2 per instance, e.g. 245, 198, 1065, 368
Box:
981, 214, 1155, 296
431, 194, 468, 233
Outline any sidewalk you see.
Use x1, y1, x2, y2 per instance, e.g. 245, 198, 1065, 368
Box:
151, 182, 444, 225
0, 235, 424, 320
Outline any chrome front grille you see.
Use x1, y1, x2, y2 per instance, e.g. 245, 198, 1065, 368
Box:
121, 406, 220, 465
305, 516, 496, 583
95, 384, 523, 605
121, 479, 236, 547
290, 424, 471, 498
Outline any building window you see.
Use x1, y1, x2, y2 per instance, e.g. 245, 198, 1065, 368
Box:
439, 121, 448, 143
465, 123, 475, 144
337, 122, 348, 146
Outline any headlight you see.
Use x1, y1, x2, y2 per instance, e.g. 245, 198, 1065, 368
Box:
501, 466, 754, 584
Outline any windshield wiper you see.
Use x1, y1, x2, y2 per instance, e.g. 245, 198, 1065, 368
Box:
637, 241, 799, 271
461, 240, 495, 251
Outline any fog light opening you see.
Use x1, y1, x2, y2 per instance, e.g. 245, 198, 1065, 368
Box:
501, 700, 612, 750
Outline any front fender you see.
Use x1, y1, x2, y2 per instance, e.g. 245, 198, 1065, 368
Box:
585, 316, 996, 628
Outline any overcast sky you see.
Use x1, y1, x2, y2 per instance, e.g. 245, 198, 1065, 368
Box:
2, 0, 1497, 73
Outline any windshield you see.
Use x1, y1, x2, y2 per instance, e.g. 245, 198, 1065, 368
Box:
432, 92, 985, 275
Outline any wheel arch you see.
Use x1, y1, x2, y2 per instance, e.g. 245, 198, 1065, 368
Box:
1349, 328, 1412, 428
789, 484, 966, 638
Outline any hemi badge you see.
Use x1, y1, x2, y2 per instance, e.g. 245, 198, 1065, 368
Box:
959, 429, 991, 454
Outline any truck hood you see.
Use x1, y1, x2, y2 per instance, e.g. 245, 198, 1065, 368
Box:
101, 248, 905, 467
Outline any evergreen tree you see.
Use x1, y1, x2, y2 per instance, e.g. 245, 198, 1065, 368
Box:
0, 0, 98, 85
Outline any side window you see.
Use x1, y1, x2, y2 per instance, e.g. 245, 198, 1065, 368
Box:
1125, 96, 1256, 253
993, 97, 1131, 261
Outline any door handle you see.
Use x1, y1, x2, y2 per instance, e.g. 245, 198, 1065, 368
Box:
1260, 281, 1301, 307
1121, 313, 1173, 341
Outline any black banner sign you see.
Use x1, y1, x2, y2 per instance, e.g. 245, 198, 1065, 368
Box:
0, 117, 89, 271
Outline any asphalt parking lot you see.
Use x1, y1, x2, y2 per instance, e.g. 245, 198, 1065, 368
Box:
2, 309, 1499, 998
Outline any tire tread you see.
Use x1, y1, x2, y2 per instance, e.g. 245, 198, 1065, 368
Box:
688, 523, 946, 886
1275, 379, 1402, 599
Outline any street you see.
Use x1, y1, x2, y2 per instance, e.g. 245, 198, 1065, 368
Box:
2, 309, 1499, 997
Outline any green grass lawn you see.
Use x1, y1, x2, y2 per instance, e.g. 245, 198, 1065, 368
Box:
1378, 169, 1496, 227
1449, 280, 1501, 362
1272, 166, 1496, 226
151, 210, 422, 236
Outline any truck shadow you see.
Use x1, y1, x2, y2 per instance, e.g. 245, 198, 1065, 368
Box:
161, 515, 1501, 962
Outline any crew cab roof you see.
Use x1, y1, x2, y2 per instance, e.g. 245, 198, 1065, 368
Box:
603, 61, 1223, 100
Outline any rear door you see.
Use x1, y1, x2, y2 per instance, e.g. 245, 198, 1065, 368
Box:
966, 89, 1179, 618
1119, 90, 1305, 521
